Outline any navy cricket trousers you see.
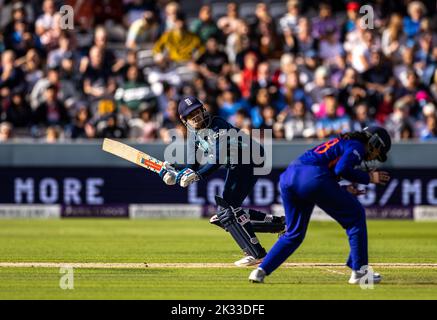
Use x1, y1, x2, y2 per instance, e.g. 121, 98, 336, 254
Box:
259, 163, 368, 274
222, 164, 258, 208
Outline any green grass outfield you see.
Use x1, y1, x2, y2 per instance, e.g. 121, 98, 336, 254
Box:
0, 219, 436, 299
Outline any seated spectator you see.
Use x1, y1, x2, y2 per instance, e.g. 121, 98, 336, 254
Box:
115, 65, 156, 118
287, 17, 318, 59
5, 17, 41, 58
0, 50, 25, 99
351, 101, 379, 131
250, 88, 274, 128
83, 46, 117, 104
44, 125, 62, 143
47, 31, 78, 69
129, 106, 159, 142
311, 2, 338, 40
80, 26, 116, 73
279, 0, 300, 35
237, 51, 258, 99
218, 89, 248, 121
4, 89, 32, 128
362, 51, 395, 96
232, 108, 252, 131
153, 13, 204, 64
385, 98, 417, 141
318, 27, 344, 68
34, 85, 69, 127
249, 2, 279, 58
194, 36, 230, 80
420, 114, 437, 140
217, 2, 241, 37
159, 99, 180, 142
306, 66, 330, 108
277, 70, 309, 111
126, 10, 160, 49
340, 1, 360, 42
375, 88, 395, 124
280, 100, 316, 140
69, 106, 95, 140
225, 19, 250, 64
316, 91, 350, 139
190, 5, 221, 43
249, 61, 278, 106
381, 13, 405, 62
97, 114, 127, 139
399, 121, 415, 140
161, 1, 180, 32
403, 1, 426, 41
0, 122, 13, 141
20, 49, 44, 92
36, 0, 62, 51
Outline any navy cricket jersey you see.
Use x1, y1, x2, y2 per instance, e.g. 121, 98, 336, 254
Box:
298, 137, 371, 185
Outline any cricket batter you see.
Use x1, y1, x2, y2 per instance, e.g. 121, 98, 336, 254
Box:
159, 96, 284, 266
249, 127, 391, 284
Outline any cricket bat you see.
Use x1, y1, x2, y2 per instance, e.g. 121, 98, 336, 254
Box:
102, 138, 165, 173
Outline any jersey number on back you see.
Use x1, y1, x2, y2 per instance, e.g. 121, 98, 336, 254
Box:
314, 138, 340, 154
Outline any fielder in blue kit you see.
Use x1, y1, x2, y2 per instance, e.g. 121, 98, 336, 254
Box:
249, 127, 392, 284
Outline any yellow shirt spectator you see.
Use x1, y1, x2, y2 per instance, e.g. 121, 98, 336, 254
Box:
153, 29, 205, 63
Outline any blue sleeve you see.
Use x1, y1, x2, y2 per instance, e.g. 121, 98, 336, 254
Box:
334, 142, 370, 185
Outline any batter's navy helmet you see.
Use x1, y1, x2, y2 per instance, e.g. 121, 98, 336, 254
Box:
363, 126, 392, 162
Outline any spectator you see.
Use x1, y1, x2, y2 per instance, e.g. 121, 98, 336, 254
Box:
311, 2, 338, 40
126, 10, 160, 49
316, 90, 350, 139
161, 1, 180, 32
194, 36, 230, 80
0, 122, 13, 141
153, 13, 204, 64
36, 0, 62, 50
83, 46, 117, 106
249, 2, 279, 58
190, 5, 221, 43
351, 101, 379, 131
281, 100, 316, 140
129, 107, 159, 142
340, 1, 360, 42
4, 89, 32, 128
279, 0, 300, 35
20, 49, 44, 92
97, 113, 127, 139
44, 125, 62, 143
114, 65, 156, 117
381, 13, 405, 61
0, 50, 25, 99
34, 85, 69, 127
159, 99, 180, 142
218, 89, 247, 121
385, 98, 417, 141
403, 1, 427, 40
420, 114, 437, 140
69, 106, 95, 140
47, 31, 78, 69
217, 2, 241, 37
237, 51, 258, 99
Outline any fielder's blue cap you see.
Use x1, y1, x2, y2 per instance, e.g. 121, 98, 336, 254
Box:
178, 96, 204, 118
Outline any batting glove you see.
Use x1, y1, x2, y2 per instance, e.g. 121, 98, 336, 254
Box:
176, 168, 200, 188
159, 162, 177, 185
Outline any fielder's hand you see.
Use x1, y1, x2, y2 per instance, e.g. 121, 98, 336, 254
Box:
176, 168, 200, 188
345, 184, 366, 196
159, 162, 177, 185
369, 170, 390, 185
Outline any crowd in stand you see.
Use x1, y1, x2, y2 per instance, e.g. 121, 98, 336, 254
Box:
0, 0, 437, 143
